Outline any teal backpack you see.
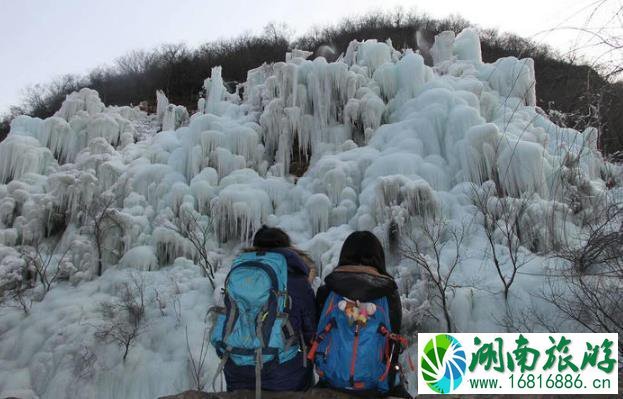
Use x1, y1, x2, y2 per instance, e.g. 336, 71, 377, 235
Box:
210, 251, 302, 398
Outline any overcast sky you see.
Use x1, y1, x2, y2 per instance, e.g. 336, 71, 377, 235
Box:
0, 0, 613, 114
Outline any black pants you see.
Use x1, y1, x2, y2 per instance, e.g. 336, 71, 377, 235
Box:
224, 352, 314, 392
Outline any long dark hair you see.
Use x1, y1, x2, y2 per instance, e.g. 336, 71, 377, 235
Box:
252, 225, 291, 248
337, 231, 389, 276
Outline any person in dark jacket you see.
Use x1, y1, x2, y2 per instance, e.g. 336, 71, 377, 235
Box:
316, 231, 410, 398
224, 226, 317, 392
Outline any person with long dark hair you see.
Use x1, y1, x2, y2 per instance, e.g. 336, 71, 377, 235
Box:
314, 231, 410, 398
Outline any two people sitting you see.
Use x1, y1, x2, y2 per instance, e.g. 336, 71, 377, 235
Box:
211, 226, 410, 398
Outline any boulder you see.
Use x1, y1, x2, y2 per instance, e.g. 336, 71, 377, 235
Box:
159, 389, 359, 399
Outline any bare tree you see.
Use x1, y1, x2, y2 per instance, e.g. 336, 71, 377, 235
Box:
84, 195, 122, 276
165, 208, 217, 289
154, 288, 167, 317
169, 276, 183, 328
555, 201, 622, 273
94, 275, 146, 361
496, 300, 564, 334
115, 50, 158, 76
1, 240, 71, 314
543, 269, 622, 353
1, 283, 33, 315
541, 196, 623, 352
185, 322, 210, 391
471, 189, 532, 300
172, 295, 182, 328
73, 346, 97, 381
18, 239, 72, 294
400, 216, 466, 333
262, 22, 294, 43
540, 0, 623, 79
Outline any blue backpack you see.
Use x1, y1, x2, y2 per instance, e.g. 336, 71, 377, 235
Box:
210, 251, 301, 398
309, 291, 405, 394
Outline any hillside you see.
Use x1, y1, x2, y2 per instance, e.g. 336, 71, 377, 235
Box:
2, 13, 622, 154
0, 27, 621, 399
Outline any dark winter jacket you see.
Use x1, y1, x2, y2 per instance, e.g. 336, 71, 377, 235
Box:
270, 247, 317, 345
224, 248, 317, 392
316, 264, 402, 333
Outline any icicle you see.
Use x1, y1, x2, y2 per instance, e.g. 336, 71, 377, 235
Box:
322, 168, 347, 205
259, 99, 284, 155
305, 193, 331, 235
197, 98, 206, 114
497, 139, 550, 198
204, 66, 226, 114
354, 40, 392, 76
275, 128, 291, 177
359, 91, 384, 138
210, 185, 272, 243
162, 104, 189, 131
229, 126, 260, 162
55, 88, 105, 120
431, 31, 456, 66
153, 226, 196, 265
0, 136, 57, 183
374, 176, 439, 223
343, 39, 360, 66
210, 148, 246, 180
156, 90, 169, 123
86, 113, 121, 147
280, 63, 298, 107
453, 28, 482, 63
200, 130, 226, 158
119, 246, 159, 271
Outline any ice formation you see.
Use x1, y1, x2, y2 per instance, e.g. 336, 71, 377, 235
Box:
0, 28, 620, 399
162, 104, 189, 132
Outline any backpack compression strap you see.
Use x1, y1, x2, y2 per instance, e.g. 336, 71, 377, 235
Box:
378, 325, 408, 348
377, 325, 410, 382
306, 318, 335, 361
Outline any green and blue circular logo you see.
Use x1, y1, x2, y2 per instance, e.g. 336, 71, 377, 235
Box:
421, 334, 467, 394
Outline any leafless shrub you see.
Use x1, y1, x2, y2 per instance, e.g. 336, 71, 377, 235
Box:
73, 346, 97, 381
0, 252, 31, 314
94, 275, 146, 361
496, 300, 563, 334
185, 323, 210, 391
400, 216, 466, 333
0, 284, 33, 315
400, 294, 431, 336
542, 270, 622, 354
540, 194, 623, 352
18, 239, 72, 294
84, 195, 123, 276
154, 288, 167, 317
471, 188, 533, 300
168, 276, 183, 327
165, 207, 217, 289
172, 294, 182, 328
534, 0, 623, 153
556, 201, 622, 274
539, 0, 623, 79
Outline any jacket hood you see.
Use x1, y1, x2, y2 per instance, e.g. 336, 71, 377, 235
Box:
324, 264, 397, 302
243, 247, 309, 276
